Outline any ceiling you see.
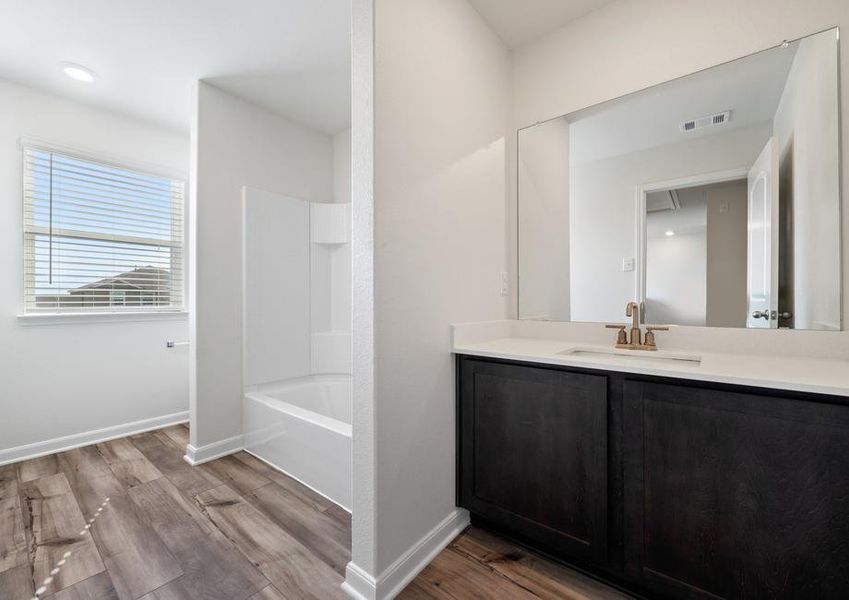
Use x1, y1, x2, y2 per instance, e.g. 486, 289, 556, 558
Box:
646, 188, 708, 239
568, 40, 798, 164
467, 0, 616, 48
0, 0, 351, 135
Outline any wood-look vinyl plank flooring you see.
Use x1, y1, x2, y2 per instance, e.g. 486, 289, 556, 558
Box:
195, 484, 345, 599
0, 465, 28, 573
0, 425, 624, 600
128, 477, 268, 600
400, 526, 633, 599
0, 425, 351, 600
47, 572, 119, 599
95, 439, 162, 488
20, 472, 106, 592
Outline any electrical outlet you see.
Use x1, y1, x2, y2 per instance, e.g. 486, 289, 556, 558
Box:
500, 271, 509, 296
622, 257, 635, 272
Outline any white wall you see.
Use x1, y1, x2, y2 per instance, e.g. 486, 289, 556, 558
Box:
335, 128, 353, 205
773, 30, 841, 330
243, 189, 311, 386
333, 129, 353, 335
0, 78, 190, 459
518, 118, 570, 321
367, 0, 510, 581
350, 0, 378, 585
647, 232, 707, 326
191, 82, 333, 447
569, 124, 768, 323
511, 0, 849, 344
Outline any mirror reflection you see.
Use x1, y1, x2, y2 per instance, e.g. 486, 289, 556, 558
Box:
518, 28, 840, 330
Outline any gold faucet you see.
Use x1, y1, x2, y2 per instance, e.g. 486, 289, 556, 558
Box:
626, 302, 641, 347
605, 302, 668, 351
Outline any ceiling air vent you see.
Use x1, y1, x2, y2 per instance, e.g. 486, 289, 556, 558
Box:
680, 110, 731, 133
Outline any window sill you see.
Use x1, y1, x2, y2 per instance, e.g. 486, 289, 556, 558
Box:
16, 311, 189, 326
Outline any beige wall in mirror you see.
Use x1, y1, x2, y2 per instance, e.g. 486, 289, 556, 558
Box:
518, 27, 840, 330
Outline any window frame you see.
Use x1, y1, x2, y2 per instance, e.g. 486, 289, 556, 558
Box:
19, 137, 188, 316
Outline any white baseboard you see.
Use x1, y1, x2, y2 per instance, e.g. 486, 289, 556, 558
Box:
342, 562, 378, 600
183, 434, 243, 465
0, 411, 189, 466
378, 509, 470, 598
342, 508, 470, 600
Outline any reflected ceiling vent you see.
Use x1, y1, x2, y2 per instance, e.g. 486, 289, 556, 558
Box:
680, 110, 731, 133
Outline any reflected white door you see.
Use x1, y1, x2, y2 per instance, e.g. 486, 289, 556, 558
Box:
746, 137, 779, 329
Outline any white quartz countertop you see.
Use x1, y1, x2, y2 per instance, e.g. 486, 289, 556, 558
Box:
453, 335, 849, 397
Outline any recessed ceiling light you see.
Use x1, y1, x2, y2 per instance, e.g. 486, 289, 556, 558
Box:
61, 62, 96, 83
665, 230, 675, 237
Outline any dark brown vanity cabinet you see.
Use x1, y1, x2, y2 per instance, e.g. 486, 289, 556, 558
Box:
456, 355, 849, 599
457, 359, 609, 563
623, 380, 849, 599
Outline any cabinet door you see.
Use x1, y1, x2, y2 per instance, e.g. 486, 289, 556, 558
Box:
458, 359, 608, 563
623, 380, 849, 599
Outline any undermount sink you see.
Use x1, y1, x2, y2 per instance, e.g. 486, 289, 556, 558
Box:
557, 346, 702, 366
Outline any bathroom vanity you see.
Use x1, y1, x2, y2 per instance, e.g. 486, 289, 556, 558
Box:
473, 23, 849, 598
454, 329, 849, 599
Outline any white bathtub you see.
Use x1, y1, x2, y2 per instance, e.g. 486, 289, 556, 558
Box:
243, 375, 351, 510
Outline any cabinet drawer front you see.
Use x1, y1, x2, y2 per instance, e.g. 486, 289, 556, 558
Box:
459, 359, 608, 562
624, 380, 849, 599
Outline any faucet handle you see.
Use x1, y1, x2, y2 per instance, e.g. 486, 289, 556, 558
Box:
644, 326, 669, 348
605, 324, 628, 346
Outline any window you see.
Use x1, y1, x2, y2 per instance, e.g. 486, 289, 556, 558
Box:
110, 290, 126, 306
22, 144, 185, 313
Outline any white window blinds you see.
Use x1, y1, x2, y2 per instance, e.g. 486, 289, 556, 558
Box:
23, 145, 185, 313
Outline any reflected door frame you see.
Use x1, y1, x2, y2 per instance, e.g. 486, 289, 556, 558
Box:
635, 167, 749, 324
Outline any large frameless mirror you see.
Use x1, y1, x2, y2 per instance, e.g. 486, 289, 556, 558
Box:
518, 27, 841, 330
